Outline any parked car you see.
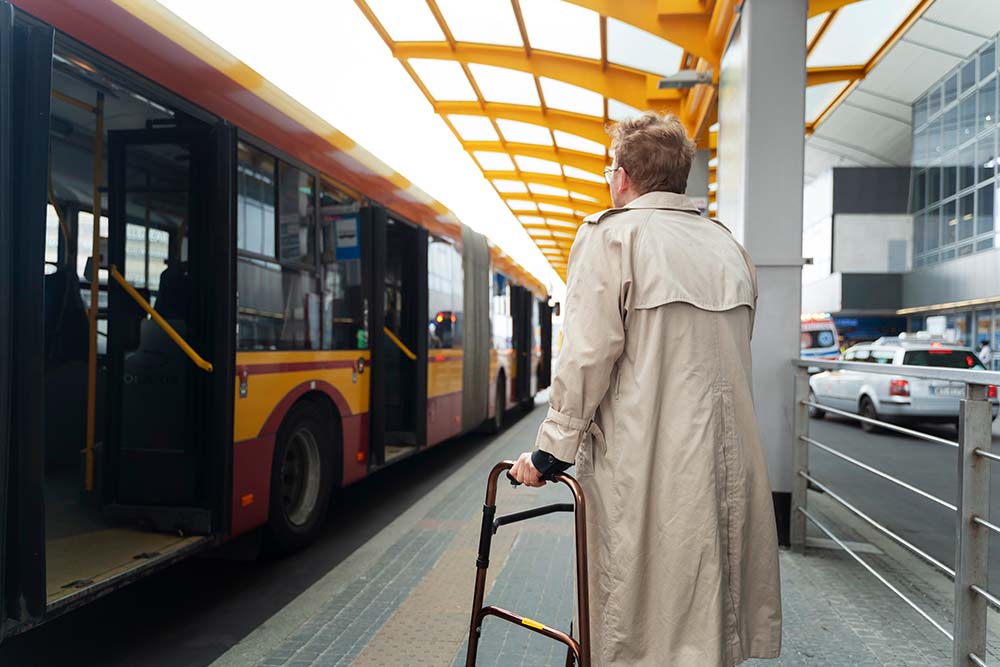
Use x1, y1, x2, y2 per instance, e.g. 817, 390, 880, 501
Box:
809, 335, 999, 433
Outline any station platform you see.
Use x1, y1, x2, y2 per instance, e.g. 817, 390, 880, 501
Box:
208, 402, 966, 667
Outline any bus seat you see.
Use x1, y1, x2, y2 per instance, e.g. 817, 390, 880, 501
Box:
44, 265, 88, 364
44, 266, 90, 467
120, 262, 193, 454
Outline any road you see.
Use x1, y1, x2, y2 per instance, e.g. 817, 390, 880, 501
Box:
809, 412, 1000, 586
0, 411, 540, 667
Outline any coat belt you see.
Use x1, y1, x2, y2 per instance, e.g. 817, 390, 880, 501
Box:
545, 407, 607, 455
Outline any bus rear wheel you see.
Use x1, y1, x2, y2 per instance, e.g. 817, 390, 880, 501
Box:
266, 401, 335, 554
488, 376, 505, 433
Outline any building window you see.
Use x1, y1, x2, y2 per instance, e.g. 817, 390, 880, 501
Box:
913, 42, 1000, 268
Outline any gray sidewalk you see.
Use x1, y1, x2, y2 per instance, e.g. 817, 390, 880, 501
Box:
210, 401, 984, 666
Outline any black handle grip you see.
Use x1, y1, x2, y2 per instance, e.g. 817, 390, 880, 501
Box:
506, 471, 521, 487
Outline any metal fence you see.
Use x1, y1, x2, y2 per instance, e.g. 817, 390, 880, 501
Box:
792, 358, 1000, 667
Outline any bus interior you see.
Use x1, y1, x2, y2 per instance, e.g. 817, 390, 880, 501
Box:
41, 43, 226, 608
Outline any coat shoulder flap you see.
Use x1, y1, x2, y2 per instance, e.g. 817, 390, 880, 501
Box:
631, 210, 755, 313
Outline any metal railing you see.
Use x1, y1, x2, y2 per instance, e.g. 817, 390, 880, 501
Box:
792, 358, 1000, 667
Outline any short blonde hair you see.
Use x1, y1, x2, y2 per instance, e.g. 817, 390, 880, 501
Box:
608, 112, 696, 195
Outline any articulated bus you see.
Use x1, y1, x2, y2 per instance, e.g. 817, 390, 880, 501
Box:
0, 0, 553, 639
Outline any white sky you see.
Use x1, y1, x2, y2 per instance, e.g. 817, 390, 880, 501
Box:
155, 0, 566, 297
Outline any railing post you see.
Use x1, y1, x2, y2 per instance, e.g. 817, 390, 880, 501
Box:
952, 383, 991, 667
791, 364, 810, 553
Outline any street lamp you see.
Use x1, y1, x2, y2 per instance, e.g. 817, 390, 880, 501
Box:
657, 69, 714, 89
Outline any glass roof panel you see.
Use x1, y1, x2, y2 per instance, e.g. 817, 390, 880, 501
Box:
493, 179, 529, 193
805, 81, 848, 123
548, 219, 579, 229
551, 230, 576, 239
539, 77, 603, 117
497, 119, 554, 145
529, 228, 552, 237
468, 64, 540, 105
519, 0, 600, 60
534, 239, 559, 246
366, 0, 445, 42
436, 0, 523, 47
408, 59, 477, 100
473, 150, 516, 170
570, 192, 599, 202
519, 215, 546, 225
806, 12, 829, 46
808, 0, 920, 68
508, 200, 538, 211
608, 99, 643, 121
447, 114, 499, 141
528, 182, 569, 197
563, 165, 604, 183
537, 202, 574, 214
553, 130, 606, 155
573, 210, 591, 218
606, 18, 683, 78
515, 156, 563, 175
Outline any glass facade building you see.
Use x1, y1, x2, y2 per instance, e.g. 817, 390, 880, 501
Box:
911, 38, 999, 267
908, 36, 1000, 369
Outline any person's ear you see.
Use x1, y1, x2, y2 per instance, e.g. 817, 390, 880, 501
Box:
617, 168, 631, 196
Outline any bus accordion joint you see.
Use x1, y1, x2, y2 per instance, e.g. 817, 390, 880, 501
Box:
383, 326, 417, 361
108, 265, 214, 373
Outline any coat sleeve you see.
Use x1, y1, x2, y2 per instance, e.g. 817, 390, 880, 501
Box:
534, 223, 626, 463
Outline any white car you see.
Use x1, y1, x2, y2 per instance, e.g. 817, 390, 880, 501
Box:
809, 336, 999, 433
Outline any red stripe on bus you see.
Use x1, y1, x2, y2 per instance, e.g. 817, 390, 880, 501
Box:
242, 360, 357, 375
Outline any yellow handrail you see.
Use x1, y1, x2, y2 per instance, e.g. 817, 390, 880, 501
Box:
109, 265, 214, 373
383, 326, 417, 361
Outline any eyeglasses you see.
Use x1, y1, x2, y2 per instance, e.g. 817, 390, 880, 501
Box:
603, 166, 620, 184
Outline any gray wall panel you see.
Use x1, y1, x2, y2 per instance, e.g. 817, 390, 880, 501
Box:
902, 248, 1000, 309
833, 167, 910, 214
841, 274, 902, 311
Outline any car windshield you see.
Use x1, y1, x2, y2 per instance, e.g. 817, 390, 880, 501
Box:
903, 349, 985, 370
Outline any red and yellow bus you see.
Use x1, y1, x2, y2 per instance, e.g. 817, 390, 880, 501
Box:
0, 0, 552, 638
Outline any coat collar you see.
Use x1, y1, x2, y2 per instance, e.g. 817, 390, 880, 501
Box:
623, 191, 700, 213
583, 191, 701, 224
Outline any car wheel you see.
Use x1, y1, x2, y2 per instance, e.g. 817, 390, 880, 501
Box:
808, 390, 826, 419
859, 397, 881, 434
266, 401, 336, 555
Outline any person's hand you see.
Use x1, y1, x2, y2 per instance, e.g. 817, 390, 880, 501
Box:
510, 451, 545, 487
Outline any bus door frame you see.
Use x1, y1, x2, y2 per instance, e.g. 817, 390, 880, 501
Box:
1, 2, 52, 634
539, 300, 552, 390
103, 121, 235, 536
363, 206, 428, 468
511, 286, 533, 405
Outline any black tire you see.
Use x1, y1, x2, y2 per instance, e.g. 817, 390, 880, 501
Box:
265, 400, 337, 555
859, 397, 881, 434
808, 390, 826, 419
487, 375, 505, 434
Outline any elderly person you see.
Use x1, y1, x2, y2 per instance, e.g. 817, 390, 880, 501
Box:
510, 112, 781, 666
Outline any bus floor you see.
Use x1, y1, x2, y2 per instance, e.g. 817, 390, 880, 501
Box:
44, 464, 204, 607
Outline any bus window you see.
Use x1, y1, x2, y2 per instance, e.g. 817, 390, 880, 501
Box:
428, 236, 463, 349
319, 180, 364, 350
236, 145, 320, 350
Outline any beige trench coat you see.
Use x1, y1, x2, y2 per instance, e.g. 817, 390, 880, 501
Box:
535, 191, 781, 666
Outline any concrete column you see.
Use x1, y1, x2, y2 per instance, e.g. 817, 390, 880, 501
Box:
685, 149, 711, 213
716, 0, 806, 544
